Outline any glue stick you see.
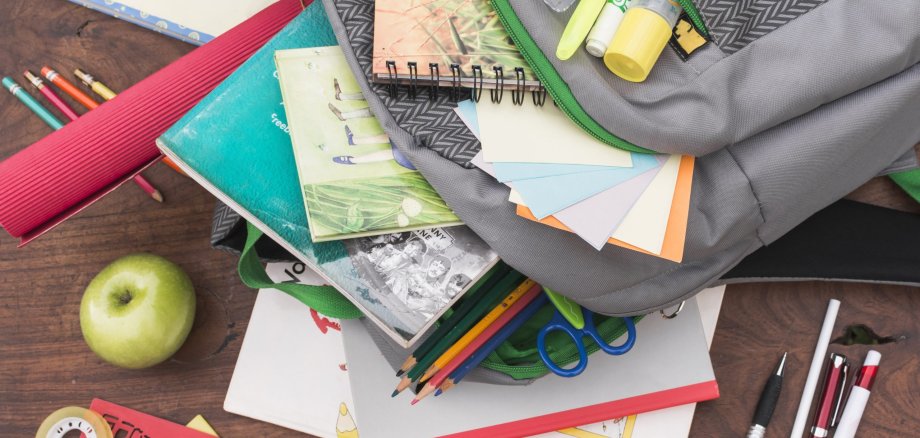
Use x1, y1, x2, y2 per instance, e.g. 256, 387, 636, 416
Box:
604, 0, 682, 82
585, 0, 630, 58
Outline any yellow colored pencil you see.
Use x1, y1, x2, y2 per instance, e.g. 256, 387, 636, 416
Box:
419, 279, 536, 381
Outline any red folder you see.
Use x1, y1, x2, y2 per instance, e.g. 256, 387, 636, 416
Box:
0, 0, 307, 246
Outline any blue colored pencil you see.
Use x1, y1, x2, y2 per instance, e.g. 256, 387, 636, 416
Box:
435, 293, 549, 397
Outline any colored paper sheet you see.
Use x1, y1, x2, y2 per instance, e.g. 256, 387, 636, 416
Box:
477, 99, 633, 167
553, 158, 666, 250
511, 153, 661, 219
610, 155, 683, 254
456, 101, 619, 181
518, 155, 695, 262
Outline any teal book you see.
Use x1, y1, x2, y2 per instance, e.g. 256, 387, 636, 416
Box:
157, 5, 498, 347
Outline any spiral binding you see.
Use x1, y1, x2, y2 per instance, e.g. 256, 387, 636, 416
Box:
383, 61, 546, 106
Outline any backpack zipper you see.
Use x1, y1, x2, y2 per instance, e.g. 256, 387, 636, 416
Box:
490, 0, 711, 155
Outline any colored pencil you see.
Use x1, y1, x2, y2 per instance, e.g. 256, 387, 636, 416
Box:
43, 66, 163, 203
41, 66, 99, 109
4, 77, 65, 130
396, 262, 512, 376
419, 278, 538, 382
22, 71, 80, 121
436, 293, 550, 398
74, 68, 117, 101
412, 282, 544, 405
392, 271, 526, 396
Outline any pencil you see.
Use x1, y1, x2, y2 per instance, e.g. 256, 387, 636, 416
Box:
397, 262, 512, 376
4, 77, 65, 130
22, 70, 80, 121
419, 278, 538, 382
436, 293, 550, 398
411, 282, 543, 405
41, 66, 99, 109
45, 66, 163, 203
74, 68, 117, 101
392, 271, 526, 396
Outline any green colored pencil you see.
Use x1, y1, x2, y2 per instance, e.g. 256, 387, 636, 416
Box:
392, 270, 526, 396
396, 262, 512, 376
3, 77, 64, 130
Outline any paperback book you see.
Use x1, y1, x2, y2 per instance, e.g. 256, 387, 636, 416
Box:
276, 47, 463, 242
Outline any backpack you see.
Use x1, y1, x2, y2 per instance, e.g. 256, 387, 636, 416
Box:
317, 0, 920, 316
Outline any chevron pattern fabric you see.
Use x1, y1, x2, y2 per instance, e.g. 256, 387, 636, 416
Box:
211, 201, 242, 247
695, 0, 828, 54
336, 0, 481, 168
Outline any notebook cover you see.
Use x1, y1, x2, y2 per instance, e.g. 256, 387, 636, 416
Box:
276, 46, 462, 242
341, 297, 718, 438
157, 6, 498, 347
371, 0, 538, 89
0, 0, 304, 244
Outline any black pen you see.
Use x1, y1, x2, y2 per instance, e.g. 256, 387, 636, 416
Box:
747, 352, 787, 438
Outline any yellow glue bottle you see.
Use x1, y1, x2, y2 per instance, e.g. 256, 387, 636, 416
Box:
604, 0, 682, 82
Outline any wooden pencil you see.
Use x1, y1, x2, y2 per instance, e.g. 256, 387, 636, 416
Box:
411, 282, 543, 405
392, 271, 526, 396
418, 278, 537, 382
396, 262, 512, 376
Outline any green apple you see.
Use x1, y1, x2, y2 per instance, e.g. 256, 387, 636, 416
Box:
80, 253, 196, 369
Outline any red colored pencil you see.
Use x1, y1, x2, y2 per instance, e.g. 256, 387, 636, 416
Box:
23, 71, 80, 121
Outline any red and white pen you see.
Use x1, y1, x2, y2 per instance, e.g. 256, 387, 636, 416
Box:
809, 353, 849, 438
834, 350, 881, 438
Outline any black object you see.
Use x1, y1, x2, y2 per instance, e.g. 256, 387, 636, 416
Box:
747, 352, 787, 438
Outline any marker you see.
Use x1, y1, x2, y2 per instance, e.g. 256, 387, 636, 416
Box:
604, 0, 683, 82
834, 350, 881, 438
585, 0, 630, 57
3, 77, 65, 130
556, 0, 606, 60
746, 352, 787, 438
22, 70, 80, 121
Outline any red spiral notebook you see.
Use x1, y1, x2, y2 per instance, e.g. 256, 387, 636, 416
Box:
0, 0, 306, 246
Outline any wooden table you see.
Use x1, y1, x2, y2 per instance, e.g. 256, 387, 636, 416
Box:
1, 1, 917, 436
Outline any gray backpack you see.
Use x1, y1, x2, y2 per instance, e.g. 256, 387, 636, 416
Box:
320, 0, 920, 316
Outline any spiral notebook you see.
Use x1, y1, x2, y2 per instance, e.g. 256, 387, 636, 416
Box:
372, 0, 541, 92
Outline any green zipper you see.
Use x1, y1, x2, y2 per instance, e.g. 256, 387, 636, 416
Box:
676, 0, 711, 37
490, 0, 711, 156
491, 0, 653, 154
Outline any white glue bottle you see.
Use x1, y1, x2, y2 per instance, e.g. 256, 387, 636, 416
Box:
585, 0, 630, 57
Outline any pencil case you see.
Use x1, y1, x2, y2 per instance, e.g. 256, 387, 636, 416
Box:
319, 0, 920, 318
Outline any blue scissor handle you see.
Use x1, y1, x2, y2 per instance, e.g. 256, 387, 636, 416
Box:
537, 311, 589, 378
582, 311, 637, 356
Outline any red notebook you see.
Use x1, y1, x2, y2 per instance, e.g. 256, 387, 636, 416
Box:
0, 0, 306, 246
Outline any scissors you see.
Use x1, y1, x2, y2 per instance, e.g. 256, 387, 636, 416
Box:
537, 288, 636, 377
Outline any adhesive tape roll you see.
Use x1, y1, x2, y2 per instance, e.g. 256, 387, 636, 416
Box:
36, 406, 113, 438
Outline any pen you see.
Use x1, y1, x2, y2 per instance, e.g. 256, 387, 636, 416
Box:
790, 299, 840, 438
74, 68, 117, 101
3, 77, 65, 130
747, 352, 787, 438
22, 70, 80, 121
809, 353, 849, 438
41, 66, 99, 109
834, 350, 881, 438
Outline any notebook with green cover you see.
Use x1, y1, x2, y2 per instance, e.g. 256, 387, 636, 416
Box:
275, 47, 462, 242
156, 5, 498, 347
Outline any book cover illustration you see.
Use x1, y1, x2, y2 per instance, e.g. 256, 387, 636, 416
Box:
372, 0, 536, 87
276, 46, 463, 242
344, 227, 497, 328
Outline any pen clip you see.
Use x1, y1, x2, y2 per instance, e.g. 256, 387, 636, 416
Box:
830, 355, 850, 428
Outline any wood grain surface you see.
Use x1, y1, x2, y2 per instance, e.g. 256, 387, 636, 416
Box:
0, 1, 918, 437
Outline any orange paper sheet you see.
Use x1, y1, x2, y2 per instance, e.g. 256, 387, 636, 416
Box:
517, 155, 695, 263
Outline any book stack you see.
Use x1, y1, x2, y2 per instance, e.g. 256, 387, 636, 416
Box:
59, 0, 713, 436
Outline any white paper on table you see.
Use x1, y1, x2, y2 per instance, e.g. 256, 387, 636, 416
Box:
115, 0, 278, 37
610, 155, 682, 255
477, 99, 633, 167
224, 262, 356, 438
